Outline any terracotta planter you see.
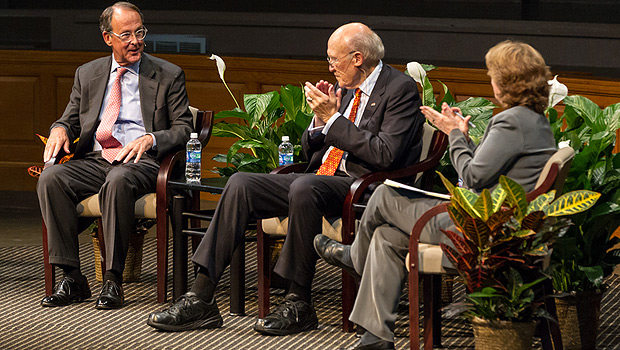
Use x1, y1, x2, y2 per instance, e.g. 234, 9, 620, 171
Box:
471, 317, 536, 350
555, 290, 603, 350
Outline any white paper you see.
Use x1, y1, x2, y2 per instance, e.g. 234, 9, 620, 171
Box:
383, 179, 451, 200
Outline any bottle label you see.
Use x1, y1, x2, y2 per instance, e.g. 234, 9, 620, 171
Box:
279, 153, 293, 166
187, 151, 201, 163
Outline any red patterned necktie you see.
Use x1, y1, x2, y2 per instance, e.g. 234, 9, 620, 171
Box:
96, 67, 128, 163
316, 88, 362, 176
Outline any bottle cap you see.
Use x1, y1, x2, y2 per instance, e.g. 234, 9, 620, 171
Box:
282, 136, 290, 142
190, 132, 198, 139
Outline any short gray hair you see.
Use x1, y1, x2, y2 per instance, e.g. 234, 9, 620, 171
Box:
347, 27, 385, 67
99, 2, 144, 33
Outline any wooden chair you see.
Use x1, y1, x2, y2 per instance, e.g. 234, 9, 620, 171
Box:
42, 108, 214, 303
257, 123, 448, 332
407, 146, 575, 350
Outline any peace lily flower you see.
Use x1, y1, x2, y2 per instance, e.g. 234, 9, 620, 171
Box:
210, 54, 240, 109
406, 61, 426, 86
548, 75, 568, 108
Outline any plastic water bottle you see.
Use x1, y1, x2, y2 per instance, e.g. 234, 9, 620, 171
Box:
278, 136, 294, 166
185, 132, 201, 184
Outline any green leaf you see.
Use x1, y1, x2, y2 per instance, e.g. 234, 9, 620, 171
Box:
527, 191, 556, 215
244, 91, 279, 128
563, 95, 605, 133
499, 176, 527, 221
491, 186, 507, 213
545, 190, 601, 217
439, 81, 456, 106
421, 76, 436, 108
578, 265, 604, 287
602, 102, 620, 134
473, 189, 493, 221
214, 108, 250, 122
453, 187, 480, 218
212, 121, 254, 139
437, 171, 456, 195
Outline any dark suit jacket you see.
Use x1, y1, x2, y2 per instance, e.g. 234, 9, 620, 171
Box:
52, 53, 194, 161
301, 64, 424, 178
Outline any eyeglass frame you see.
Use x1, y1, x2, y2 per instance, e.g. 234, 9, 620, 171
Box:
108, 27, 148, 43
326, 50, 357, 66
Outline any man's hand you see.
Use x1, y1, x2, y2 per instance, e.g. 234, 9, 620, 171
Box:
115, 134, 155, 164
43, 127, 70, 163
304, 80, 341, 125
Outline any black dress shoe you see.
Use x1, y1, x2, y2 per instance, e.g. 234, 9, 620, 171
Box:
314, 234, 361, 281
340, 338, 395, 350
41, 275, 91, 307
95, 280, 124, 309
147, 292, 223, 332
253, 293, 318, 335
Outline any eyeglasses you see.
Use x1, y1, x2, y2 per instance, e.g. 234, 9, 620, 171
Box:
108, 27, 148, 43
326, 51, 356, 66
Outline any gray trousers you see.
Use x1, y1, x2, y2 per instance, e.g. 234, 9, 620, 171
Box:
192, 172, 355, 288
349, 184, 452, 341
37, 152, 159, 275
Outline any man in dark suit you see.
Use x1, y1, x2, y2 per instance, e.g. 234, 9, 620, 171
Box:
147, 22, 424, 335
38, 2, 193, 310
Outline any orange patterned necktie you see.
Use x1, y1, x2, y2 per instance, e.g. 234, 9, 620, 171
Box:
96, 67, 128, 163
316, 88, 362, 176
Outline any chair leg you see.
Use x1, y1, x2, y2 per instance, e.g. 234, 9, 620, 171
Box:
538, 280, 564, 350
409, 268, 421, 350
42, 219, 55, 295
156, 211, 168, 303
422, 274, 443, 350
256, 222, 270, 318
172, 195, 188, 300
229, 242, 246, 316
97, 219, 106, 279
342, 272, 357, 332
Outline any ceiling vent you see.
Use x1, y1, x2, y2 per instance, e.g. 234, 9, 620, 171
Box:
144, 34, 206, 54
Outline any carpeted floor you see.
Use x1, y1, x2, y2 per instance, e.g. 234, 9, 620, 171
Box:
1, 236, 620, 350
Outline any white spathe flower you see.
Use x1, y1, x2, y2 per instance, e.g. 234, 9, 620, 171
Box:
406, 61, 426, 85
558, 140, 571, 149
210, 54, 226, 82
209, 54, 239, 109
548, 75, 568, 108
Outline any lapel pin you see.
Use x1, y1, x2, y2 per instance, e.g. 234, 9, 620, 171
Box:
370, 102, 376, 107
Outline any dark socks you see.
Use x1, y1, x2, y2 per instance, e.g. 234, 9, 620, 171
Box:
190, 269, 216, 302
58, 264, 84, 281
103, 270, 122, 285
288, 280, 312, 304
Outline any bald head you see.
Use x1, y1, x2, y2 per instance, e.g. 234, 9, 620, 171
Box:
328, 22, 384, 69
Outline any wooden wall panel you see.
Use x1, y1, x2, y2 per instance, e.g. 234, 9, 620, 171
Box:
1, 49, 619, 192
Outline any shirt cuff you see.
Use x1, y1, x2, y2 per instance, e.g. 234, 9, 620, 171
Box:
322, 112, 342, 135
147, 133, 157, 150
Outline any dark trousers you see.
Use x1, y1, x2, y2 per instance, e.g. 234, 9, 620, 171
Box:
37, 152, 159, 275
192, 171, 355, 287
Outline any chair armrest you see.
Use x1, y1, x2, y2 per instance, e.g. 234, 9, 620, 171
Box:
408, 202, 449, 271
156, 150, 186, 211
270, 162, 308, 174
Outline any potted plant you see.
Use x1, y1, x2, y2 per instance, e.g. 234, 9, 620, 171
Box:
546, 88, 620, 349
438, 173, 600, 350
207, 55, 313, 175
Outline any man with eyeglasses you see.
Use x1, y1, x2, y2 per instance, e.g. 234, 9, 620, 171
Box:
147, 22, 424, 342
38, 1, 193, 310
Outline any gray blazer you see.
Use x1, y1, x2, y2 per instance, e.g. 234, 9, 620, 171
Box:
301, 64, 425, 178
450, 106, 557, 192
52, 53, 193, 161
